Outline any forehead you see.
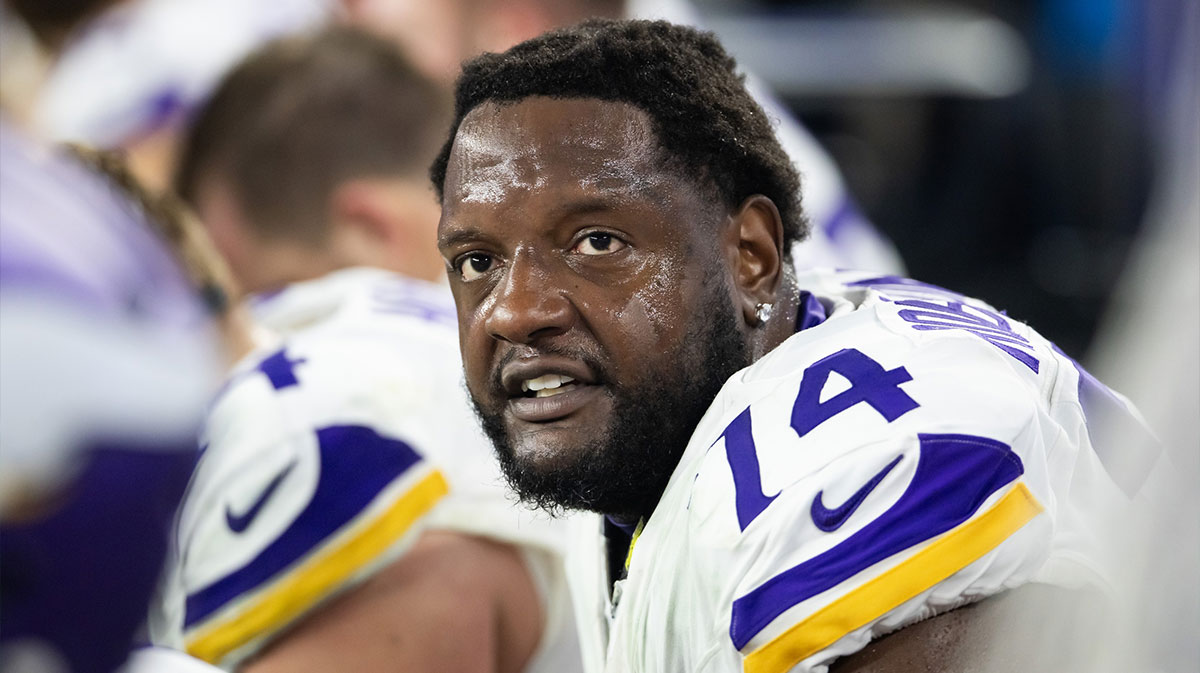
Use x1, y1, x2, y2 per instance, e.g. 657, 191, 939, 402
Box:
442, 97, 677, 209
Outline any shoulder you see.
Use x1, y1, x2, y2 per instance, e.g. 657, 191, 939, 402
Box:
653, 272, 1105, 672
698, 271, 1059, 486
207, 293, 466, 455
679, 272, 1070, 560
170, 338, 451, 667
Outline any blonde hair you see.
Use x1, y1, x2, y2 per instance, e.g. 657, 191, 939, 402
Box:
64, 143, 241, 315
65, 143, 261, 365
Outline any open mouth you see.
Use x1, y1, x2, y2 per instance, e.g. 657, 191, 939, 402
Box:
520, 374, 579, 398
507, 374, 603, 423
499, 356, 605, 423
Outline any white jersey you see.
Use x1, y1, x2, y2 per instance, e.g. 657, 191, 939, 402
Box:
150, 268, 581, 672
572, 269, 1153, 673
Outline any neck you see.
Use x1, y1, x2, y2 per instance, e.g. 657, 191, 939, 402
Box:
237, 244, 342, 297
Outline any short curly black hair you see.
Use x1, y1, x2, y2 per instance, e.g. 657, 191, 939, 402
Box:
430, 18, 807, 248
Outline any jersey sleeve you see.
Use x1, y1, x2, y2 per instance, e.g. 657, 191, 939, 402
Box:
721, 435, 1048, 673
164, 345, 449, 668
689, 321, 1092, 673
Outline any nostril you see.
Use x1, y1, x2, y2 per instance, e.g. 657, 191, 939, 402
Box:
527, 324, 569, 341
485, 289, 574, 345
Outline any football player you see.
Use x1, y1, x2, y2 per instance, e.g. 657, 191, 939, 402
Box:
432, 19, 1153, 673
147, 27, 581, 673
0, 5, 222, 673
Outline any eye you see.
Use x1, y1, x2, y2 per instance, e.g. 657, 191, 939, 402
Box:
573, 232, 627, 256
455, 252, 495, 282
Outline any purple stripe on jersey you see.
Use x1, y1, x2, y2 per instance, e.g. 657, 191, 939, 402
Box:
729, 433, 1024, 650
1052, 345, 1160, 496
183, 425, 425, 628
794, 291, 828, 333
0, 440, 198, 673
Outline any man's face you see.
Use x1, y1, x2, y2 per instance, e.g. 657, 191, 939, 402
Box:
438, 97, 751, 518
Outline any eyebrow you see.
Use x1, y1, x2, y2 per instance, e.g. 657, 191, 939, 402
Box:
436, 226, 487, 251
547, 197, 621, 220
436, 199, 612, 250
438, 190, 667, 250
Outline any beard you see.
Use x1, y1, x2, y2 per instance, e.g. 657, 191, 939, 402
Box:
470, 290, 752, 521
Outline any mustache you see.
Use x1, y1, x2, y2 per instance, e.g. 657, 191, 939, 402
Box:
488, 342, 612, 393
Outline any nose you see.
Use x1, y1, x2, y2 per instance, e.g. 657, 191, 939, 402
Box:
484, 254, 574, 344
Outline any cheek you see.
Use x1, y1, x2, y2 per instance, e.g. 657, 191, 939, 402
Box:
457, 287, 506, 390
621, 256, 701, 343
588, 257, 701, 368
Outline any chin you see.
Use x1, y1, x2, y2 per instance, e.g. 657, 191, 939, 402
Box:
494, 421, 623, 515
508, 427, 592, 475
470, 290, 750, 517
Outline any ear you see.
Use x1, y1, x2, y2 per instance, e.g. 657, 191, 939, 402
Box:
329, 179, 398, 246
193, 176, 259, 289
726, 195, 785, 327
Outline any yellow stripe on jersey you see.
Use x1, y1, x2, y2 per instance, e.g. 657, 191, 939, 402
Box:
743, 482, 1042, 673
186, 469, 449, 664
625, 518, 646, 572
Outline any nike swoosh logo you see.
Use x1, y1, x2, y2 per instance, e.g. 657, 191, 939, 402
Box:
810, 454, 903, 532
225, 460, 297, 533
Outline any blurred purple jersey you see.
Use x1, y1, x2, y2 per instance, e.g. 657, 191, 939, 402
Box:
0, 118, 219, 673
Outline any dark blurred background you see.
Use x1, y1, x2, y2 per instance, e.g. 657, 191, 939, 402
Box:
692, 0, 1186, 359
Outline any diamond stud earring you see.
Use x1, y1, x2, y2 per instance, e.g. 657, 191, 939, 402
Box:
755, 302, 774, 325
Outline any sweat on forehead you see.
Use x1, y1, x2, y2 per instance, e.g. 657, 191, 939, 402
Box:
443, 98, 698, 206
427, 18, 806, 248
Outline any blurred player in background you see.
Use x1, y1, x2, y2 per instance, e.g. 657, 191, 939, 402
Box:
0, 3, 223, 672
340, 0, 903, 275
33, 0, 328, 193
433, 19, 1149, 672
148, 27, 581, 673
34, 0, 902, 276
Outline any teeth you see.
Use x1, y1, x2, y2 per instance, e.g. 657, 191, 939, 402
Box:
521, 374, 576, 394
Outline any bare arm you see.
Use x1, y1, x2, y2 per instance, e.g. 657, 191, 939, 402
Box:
241, 530, 543, 673
831, 584, 1113, 673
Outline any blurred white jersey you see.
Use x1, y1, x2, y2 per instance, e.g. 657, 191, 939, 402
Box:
571, 269, 1153, 673
35, 0, 329, 147
150, 268, 580, 671
1, 115, 219, 673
